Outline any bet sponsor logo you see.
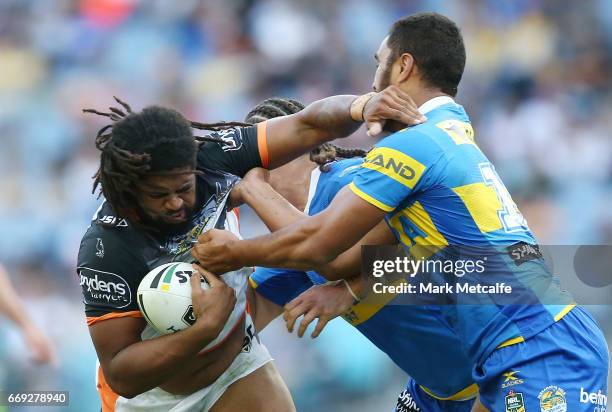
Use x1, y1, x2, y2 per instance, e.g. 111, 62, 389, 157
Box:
505, 390, 525, 412
538, 386, 567, 412
580, 387, 607, 412
395, 389, 421, 412
502, 371, 525, 389
79, 267, 131, 308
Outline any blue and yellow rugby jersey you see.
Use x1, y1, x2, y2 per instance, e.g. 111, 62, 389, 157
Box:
251, 158, 478, 400
349, 96, 574, 365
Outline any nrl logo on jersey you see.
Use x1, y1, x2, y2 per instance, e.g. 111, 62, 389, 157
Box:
505, 390, 525, 412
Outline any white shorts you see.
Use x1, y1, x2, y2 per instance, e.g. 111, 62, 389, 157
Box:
115, 315, 272, 412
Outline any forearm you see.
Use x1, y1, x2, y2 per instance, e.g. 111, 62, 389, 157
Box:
317, 246, 361, 281
318, 220, 396, 281
106, 324, 216, 397
267, 95, 361, 168
232, 217, 351, 271
241, 181, 306, 232
0, 266, 31, 329
298, 95, 361, 141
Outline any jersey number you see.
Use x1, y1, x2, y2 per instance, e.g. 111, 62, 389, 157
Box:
479, 163, 528, 232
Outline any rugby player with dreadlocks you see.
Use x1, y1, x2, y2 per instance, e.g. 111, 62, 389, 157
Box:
77, 90, 424, 411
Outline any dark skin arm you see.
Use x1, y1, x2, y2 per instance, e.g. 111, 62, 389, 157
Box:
232, 170, 396, 279
193, 186, 386, 274
261, 86, 424, 168
89, 266, 236, 398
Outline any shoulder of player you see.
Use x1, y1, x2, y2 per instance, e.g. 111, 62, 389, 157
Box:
372, 126, 448, 165
78, 220, 147, 270
197, 126, 254, 156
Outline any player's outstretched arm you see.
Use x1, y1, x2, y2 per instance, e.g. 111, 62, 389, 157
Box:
264, 86, 424, 168
231, 168, 306, 232
317, 220, 396, 281
89, 266, 235, 398
193, 186, 386, 273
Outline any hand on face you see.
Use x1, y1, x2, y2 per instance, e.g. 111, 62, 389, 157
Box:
363, 85, 426, 136
191, 229, 242, 274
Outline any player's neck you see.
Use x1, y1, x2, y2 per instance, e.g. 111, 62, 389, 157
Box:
268, 156, 315, 212
400, 85, 450, 109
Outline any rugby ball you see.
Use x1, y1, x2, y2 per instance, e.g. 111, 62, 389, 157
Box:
137, 262, 208, 335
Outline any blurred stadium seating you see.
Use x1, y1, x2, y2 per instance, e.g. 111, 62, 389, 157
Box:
0, 1, 610, 410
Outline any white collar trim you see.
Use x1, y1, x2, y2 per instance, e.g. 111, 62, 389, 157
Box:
303, 167, 321, 214
418, 96, 455, 115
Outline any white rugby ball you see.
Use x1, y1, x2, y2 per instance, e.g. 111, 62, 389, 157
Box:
137, 262, 208, 335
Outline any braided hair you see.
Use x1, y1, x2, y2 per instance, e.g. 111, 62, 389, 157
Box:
244, 97, 305, 124
84, 97, 251, 226
309, 143, 369, 171
244, 97, 369, 171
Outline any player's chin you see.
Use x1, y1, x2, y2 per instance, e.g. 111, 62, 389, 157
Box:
162, 216, 186, 224
162, 210, 188, 224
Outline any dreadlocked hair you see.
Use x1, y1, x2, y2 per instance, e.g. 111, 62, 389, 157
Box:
84, 97, 251, 225
244, 97, 305, 124
309, 143, 370, 171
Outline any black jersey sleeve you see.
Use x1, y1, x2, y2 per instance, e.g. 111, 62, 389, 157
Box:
77, 226, 148, 318
197, 125, 266, 177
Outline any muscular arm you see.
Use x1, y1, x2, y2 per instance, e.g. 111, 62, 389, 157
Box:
194, 187, 387, 273
265, 87, 423, 168
236, 177, 396, 279
89, 317, 218, 398
317, 220, 396, 281
237, 179, 306, 232
89, 269, 236, 398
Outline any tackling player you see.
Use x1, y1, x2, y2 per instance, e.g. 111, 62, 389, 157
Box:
236, 101, 477, 411
78, 90, 423, 411
240, 97, 477, 411
193, 13, 609, 412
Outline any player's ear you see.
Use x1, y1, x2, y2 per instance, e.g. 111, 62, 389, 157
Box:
397, 53, 415, 84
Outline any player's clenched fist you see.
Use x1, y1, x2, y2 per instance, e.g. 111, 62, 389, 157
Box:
190, 264, 236, 338
191, 229, 242, 274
